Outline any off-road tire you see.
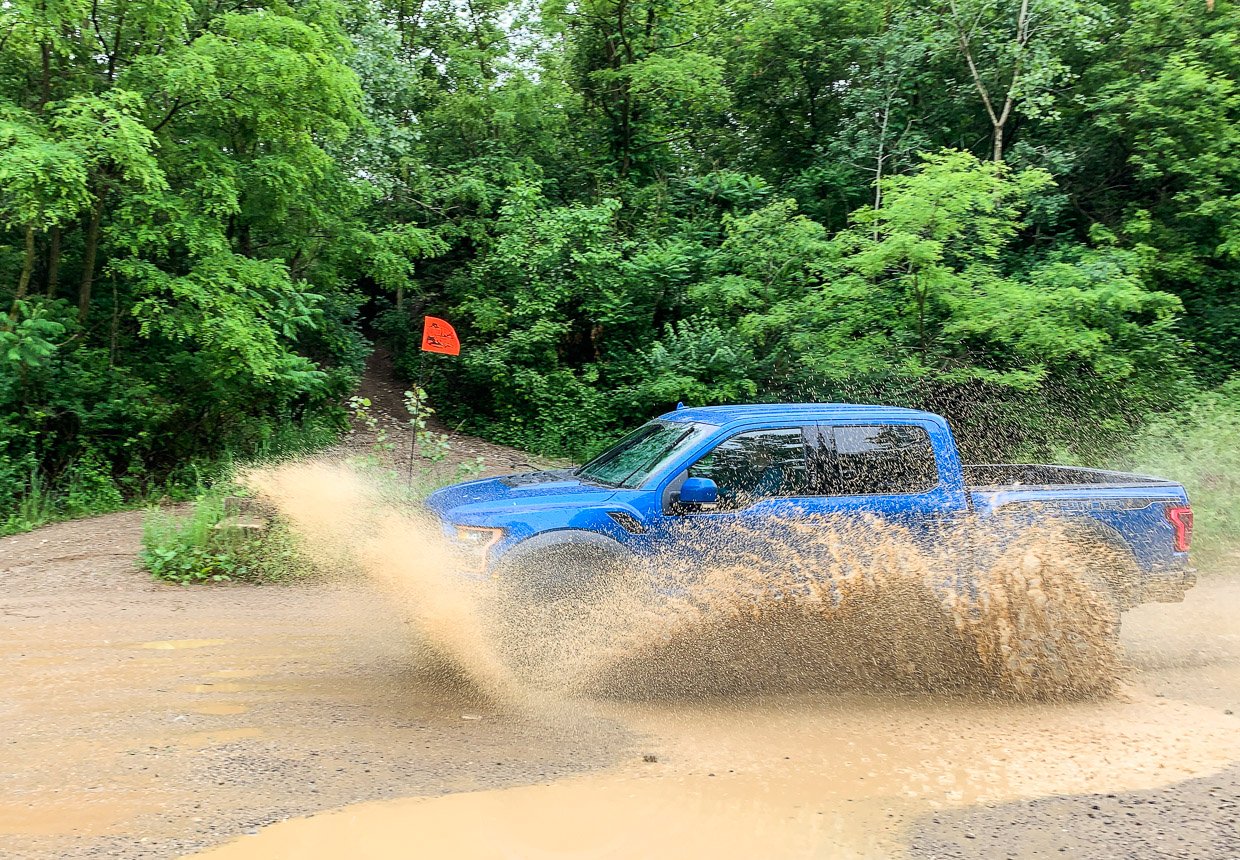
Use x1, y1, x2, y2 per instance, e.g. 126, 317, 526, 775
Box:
488, 544, 623, 682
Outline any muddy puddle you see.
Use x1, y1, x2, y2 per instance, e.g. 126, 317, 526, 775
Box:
185, 689, 1240, 859
168, 462, 1240, 859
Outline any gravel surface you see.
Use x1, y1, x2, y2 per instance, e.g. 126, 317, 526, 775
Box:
908, 765, 1240, 859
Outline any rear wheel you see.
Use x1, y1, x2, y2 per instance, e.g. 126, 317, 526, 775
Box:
974, 534, 1129, 700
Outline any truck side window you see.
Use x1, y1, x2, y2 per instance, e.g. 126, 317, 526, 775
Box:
689, 428, 810, 509
820, 425, 937, 495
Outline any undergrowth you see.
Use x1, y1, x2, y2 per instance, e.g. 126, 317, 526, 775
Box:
1, 419, 344, 538
141, 485, 317, 584
1112, 378, 1240, 563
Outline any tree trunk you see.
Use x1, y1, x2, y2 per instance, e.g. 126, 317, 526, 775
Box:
951, 0, 1027, 164
79, 198, 103, 324
39, 42, 51, 107
873, 91, 894, 236
45, 226, 61, 297
8, 225, 36, 324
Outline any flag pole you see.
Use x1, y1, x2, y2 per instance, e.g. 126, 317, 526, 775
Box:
409, 315, 460, 490
408, 348, 423, 488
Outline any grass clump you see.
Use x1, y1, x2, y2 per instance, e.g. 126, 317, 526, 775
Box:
141, 485, 315, 584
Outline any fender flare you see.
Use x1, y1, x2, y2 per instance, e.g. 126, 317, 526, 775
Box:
1050, 516, 1142, 608
495, 529, 633, 601
501, 529, 631, 566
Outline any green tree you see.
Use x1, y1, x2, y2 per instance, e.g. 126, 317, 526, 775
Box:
939, 0, 1106, 162
0, 111, 89, 318
761, 151, 1181, 394
1091, 0, 1240, 379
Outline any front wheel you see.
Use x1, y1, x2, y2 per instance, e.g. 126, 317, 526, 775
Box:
487, 544, 626, 683
495, 542, 623, 605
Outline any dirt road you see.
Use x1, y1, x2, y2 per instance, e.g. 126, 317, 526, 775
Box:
2, 501, 1239, 859
908, 570, 1240, 859
0, 511, 629, 859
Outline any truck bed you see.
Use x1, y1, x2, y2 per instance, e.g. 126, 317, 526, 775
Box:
963, 463, 1176, 490
963, 463, 1192, 606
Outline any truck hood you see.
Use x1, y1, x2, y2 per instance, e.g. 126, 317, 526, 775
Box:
424, 469, 618, 520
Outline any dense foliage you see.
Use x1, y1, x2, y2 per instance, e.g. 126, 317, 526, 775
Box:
2, 0, 1238, 524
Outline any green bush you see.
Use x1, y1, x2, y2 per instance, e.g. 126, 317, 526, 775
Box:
141, 487, 315, 584
62, 450, 125, 517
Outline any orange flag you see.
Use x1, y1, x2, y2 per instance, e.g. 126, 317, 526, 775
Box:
421, 316, 460, 355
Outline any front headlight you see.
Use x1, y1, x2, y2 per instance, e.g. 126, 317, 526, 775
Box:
452, 526, 503, 572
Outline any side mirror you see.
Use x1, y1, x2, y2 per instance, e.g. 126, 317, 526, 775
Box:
679, 477, 718, 506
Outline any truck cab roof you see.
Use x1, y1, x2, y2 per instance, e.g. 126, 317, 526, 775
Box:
660, 403, 935, 425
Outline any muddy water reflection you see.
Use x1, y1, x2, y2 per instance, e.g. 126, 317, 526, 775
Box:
186, 690, 1240, 859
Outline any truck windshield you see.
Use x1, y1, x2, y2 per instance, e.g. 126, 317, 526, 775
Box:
577, 421, 710, 488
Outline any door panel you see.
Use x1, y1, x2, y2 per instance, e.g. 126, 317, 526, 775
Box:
796, 422, 972, 597
644, 425, 821, 588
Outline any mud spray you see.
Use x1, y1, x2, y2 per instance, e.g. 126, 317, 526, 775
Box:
185, 461, 1240, 860
244, 460, 1120, 706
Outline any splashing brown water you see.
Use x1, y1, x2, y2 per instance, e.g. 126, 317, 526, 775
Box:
244, 462, 531, 705
246, 461, 1122, 706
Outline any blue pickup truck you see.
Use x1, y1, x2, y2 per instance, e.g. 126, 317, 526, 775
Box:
425, 404, 1195, 613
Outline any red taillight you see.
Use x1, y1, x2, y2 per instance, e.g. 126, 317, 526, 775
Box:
1166, 504, 1193, 553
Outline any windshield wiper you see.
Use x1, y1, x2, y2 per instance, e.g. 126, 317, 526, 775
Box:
574, 469, 618, 487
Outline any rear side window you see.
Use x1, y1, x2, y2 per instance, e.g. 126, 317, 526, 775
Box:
689, 427, 811, 509
818, 424, 937, 496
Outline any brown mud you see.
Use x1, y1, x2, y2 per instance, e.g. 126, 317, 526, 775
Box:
0, 510, 625, 860
2, 460, 1238, 859
186, 687, 1240, 860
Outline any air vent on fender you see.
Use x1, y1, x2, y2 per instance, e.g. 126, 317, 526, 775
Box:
607, 511, 645, 534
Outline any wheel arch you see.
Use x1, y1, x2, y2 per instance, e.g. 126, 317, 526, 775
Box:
1053, 515, 1142, 608
494, 529, 633, 602
499, 528, 631, 567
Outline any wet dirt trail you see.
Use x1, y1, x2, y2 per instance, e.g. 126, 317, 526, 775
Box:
0, 513, 627, 859
3, 505, 1240, 859
184, 687, 1240, 860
